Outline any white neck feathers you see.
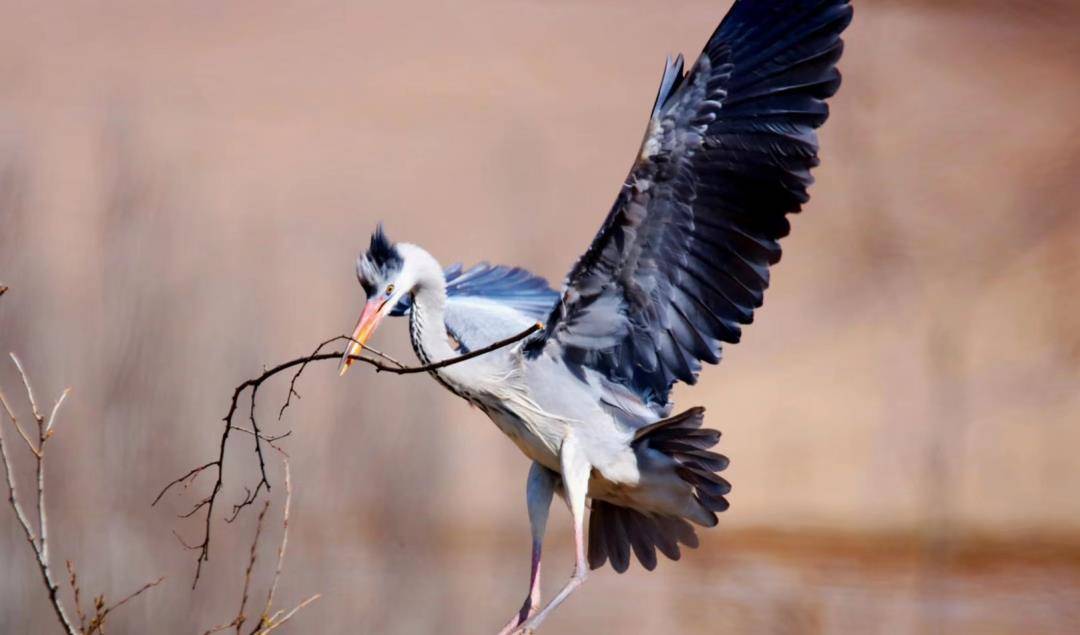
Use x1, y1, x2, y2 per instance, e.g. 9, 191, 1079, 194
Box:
397, 243, 456, 364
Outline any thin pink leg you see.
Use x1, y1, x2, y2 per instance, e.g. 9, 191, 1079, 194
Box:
497, 463, 555, 635
516, 520, 587, 633
497, 539, 542, 635
515, 436, 590, 633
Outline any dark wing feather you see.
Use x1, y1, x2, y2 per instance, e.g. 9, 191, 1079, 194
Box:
526, 0, 852, 409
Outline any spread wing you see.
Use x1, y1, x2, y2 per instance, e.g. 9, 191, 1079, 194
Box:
392, 263, 559, 352
525, 0, 853, 409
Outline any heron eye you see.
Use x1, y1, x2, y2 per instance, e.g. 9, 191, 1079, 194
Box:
385, 284, 394, 295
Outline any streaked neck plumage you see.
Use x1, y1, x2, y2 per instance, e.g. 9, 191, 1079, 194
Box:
397, 243, 456, 366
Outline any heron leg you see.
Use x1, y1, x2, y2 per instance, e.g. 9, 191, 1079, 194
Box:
497, 462, 556, 635
515, 436, 591, 634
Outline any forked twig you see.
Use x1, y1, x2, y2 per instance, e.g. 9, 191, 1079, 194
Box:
157, 323, 541, 587
2, 355, 162, 634
255, 594, 321, 634
2, 354, 78, 634
251, 456, 317, 635
151, 461, 216, 507
0, 388, 38, 456
202, 500, 271, 635
204, 451, 317, 635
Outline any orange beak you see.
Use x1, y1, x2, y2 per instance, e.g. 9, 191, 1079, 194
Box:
340, 298, 388, 376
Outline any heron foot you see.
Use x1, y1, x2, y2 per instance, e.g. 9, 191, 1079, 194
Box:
497, 597, 538, 635
516, 568, 587, 634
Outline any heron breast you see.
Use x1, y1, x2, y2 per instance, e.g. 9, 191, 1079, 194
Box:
479, 402, 561, 470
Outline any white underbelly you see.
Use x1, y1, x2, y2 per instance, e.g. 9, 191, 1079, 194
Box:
482, 404, 562, 471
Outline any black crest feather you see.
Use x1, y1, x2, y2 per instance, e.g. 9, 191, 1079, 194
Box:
368, 224, 400, 269
355, 223, 403, 293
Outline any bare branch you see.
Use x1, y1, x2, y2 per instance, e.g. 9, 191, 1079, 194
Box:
356, 343, 408, 370
274, 334, 406, 420
233, 426, 292, 444
66, 560, 87, 632
36, 390, 54, 570
253, 458, 292, 634
85, 576, 166, 635
4, 358, 161, 635
1, 358, 78, 634
3, 358, 40, 456
227, 481, 267, 524
104, 576, 166, 616
233, 501, 271, 633
0, 387, 38, 457
0, 284, 7, 297
276, 335, 351, 421
203, 451, 315, 635
2, 298, 161, 634
10, 353, 44, 422
160, 322, 541, 587
244, 384, 271, 516
361, 321, 542, 374
36, 433, 48, 571
203, 619, 237, 635
178, 495, 212, 519
232, 426, 291, 456
172, 529, 199, 550
151, 461, 216, 507
46, 388, 71, 436
255, 594, 321, 634
91, 595, 105, 634
0, 377, 43, 553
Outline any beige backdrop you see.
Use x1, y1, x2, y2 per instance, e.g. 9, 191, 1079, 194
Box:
1, 1, 1078, 633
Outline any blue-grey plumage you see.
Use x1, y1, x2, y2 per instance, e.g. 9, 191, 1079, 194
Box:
340, 1, 852, 632
388, 262, 559, 352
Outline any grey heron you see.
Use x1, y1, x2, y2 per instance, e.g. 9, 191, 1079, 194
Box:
340, 1, 852, 631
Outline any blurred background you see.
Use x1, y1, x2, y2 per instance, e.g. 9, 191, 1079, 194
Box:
1, 1, 1079, 633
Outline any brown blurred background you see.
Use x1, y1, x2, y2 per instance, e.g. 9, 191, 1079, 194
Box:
2, 1, 1079, 633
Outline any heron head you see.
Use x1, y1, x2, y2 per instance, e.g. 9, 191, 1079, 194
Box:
340, 224, 410, 375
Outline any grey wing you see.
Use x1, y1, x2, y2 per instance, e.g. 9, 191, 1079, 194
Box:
525, 0, 853, 411
444, 297, 540, 352
392, 263, 559, 352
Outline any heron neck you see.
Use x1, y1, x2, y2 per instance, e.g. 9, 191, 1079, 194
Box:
403, 248, 456, 365
409, 286, 456, 364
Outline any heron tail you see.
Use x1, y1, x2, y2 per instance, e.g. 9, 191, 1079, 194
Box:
587, 407, 730, 573
636, 406, 731, 518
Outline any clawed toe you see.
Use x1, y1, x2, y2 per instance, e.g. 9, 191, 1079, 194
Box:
496, 602, 536, 635
498, 618, 534, 635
